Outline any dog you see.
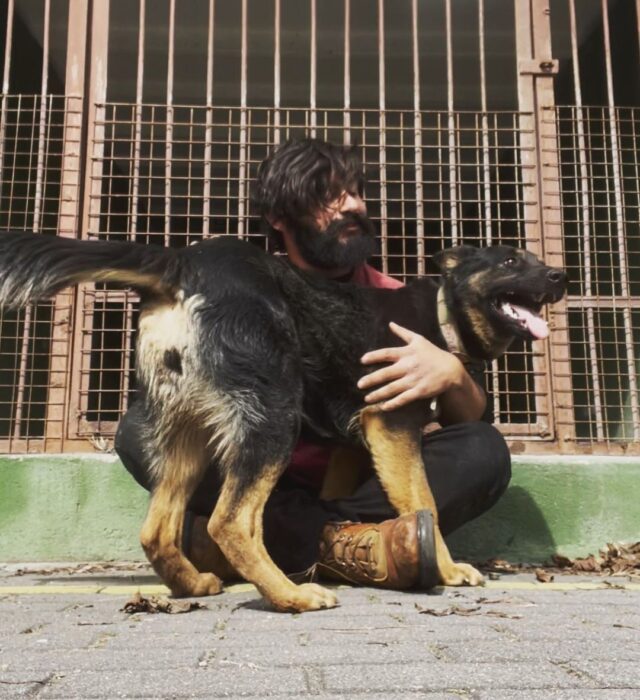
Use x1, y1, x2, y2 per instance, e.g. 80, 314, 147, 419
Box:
0, 232, 566, 612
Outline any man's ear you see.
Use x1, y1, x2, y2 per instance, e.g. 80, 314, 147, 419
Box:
433, 245, 478, 274
266, 214, 284, 233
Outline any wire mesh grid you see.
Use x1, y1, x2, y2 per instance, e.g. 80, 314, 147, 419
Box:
549, 105, 640, 444
72, 103, 549, 439
0, 95, 80, 452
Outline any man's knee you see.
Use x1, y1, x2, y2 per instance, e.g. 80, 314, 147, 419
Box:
459, 421, 512, 498
114, 405, 154, 492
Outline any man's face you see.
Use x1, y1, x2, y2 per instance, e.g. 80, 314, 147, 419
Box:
293, 190, 377, 271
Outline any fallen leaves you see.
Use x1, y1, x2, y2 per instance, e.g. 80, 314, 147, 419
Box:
479, 541, 640, 580
121, 592, 207, 615
414, 603, 523, 620
552, 542, 640, 578
12, 562, 150, 577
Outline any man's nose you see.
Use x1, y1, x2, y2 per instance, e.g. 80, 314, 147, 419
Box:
341, 192, 366, 215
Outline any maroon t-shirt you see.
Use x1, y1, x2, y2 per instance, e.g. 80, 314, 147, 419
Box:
286, 264, 403, 489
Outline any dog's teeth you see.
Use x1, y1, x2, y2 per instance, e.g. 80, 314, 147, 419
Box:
501, 302, 518, 319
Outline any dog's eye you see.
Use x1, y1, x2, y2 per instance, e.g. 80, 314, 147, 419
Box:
503, 257, 518, 267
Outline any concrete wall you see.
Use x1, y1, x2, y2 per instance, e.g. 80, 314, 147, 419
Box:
0, 454, 638, 563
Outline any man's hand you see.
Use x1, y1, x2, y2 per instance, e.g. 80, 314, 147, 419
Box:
358, 321, 486, 422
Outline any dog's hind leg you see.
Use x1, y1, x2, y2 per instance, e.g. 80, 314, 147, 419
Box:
361, 408, 484, 588
208, 463, 338, 613
140, 430, 223, 598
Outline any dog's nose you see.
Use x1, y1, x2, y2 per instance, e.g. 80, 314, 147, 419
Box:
547, 268, 567, 285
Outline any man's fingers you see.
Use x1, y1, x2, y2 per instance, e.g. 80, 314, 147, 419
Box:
380, 389, 421, 412
360, 346, 403, 365
388, 321, 418, 343
362, 377, 410, 405
358, 364, 404, 390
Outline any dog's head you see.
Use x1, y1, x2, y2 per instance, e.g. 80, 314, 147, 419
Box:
433, 245, 567, 360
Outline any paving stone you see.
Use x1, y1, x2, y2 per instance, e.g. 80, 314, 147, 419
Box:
478, 691, 634, 699
322, 661, 591, 693
39, 666, 308, 698
1, 646, 203, 673
0, 672, 51, 698
2, 568, 639, 698
569, 661, 640, 689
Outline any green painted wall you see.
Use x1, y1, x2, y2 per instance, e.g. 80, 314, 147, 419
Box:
0, 454, 638, 563
448, 456, 639, 561
0, 455, 147, 561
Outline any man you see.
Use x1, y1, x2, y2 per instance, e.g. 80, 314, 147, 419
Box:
115, 138, 511, 589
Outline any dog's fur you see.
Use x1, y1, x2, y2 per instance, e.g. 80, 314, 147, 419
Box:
0, 232, 566, 612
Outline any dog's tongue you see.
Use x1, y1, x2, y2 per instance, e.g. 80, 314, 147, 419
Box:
509, 303, 549, 339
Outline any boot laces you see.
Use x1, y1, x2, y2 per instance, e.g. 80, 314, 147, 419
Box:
326, 525, 381, 577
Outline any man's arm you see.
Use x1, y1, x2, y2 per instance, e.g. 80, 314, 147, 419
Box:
357, 321, 487, 424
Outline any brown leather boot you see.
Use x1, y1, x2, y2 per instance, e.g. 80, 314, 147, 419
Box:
316, 511, 437, 590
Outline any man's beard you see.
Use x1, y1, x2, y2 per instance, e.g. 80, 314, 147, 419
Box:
294, 212, 378, 271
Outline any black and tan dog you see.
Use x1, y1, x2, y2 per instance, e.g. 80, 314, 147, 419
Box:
0, 232, 566, 612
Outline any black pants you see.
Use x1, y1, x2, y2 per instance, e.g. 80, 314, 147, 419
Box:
115, 402, 511, 574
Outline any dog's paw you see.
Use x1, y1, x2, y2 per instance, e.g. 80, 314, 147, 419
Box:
172, 572, 223, 598
439, 562, 485, 587
192, 572, 224, 596
272, 583, 339, 613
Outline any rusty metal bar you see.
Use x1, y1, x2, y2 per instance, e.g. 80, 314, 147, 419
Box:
568, 0, 604, 440
237, 0, 248, 238
70, 0, 110, 440
601, 0, 640, 439
14, 0, 51, 440
479, 0, 493, 244
532, 0, 575, 443
513, 0, 553, 439
121, 0, 147, 411
343, 0, 350, 144
274, 0, 281, 145
445, 0, 458, 244
477, 0, 500, 422
1, 0, 13, 92
44, 0, 89, 449
309, 0, 317, 137
378, 0, 388, 272
203, 0, 215, 235
129, 0, 145, 238
164, 0, 175, 247
411, 0, 425, 275
637, 0, 640, 63
0, 0, 15, 193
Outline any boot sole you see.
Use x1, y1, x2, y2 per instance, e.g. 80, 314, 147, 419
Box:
417, 509, 439, 590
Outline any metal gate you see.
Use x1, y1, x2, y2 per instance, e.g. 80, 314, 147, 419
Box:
0, 0, 638, 455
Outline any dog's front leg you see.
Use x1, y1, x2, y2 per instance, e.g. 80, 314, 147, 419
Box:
360, 408, 484, 587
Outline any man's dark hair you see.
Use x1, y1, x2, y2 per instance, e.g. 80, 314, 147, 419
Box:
251, 138, 364, 248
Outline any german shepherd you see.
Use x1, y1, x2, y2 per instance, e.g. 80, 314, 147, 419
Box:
0, 232, 566, 612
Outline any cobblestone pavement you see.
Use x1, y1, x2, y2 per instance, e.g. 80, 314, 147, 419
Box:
1, 564, 639, 699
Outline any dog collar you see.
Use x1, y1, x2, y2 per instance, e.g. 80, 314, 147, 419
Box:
437, 287, 471, 365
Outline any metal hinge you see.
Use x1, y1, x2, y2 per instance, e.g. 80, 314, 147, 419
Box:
519, 59, 559, 76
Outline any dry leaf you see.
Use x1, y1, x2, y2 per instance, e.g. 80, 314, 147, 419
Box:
121, 592, 206, 615
535, 568, 554, 583
415, 604, 482, 617
415, 603, 521, 620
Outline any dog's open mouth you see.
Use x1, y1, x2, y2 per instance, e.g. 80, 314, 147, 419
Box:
495, 293, 550, 339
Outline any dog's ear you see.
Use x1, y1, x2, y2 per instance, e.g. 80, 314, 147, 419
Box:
433, 246, 478, 275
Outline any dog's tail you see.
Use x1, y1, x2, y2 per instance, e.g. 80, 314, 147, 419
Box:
0, 231, 178, 308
